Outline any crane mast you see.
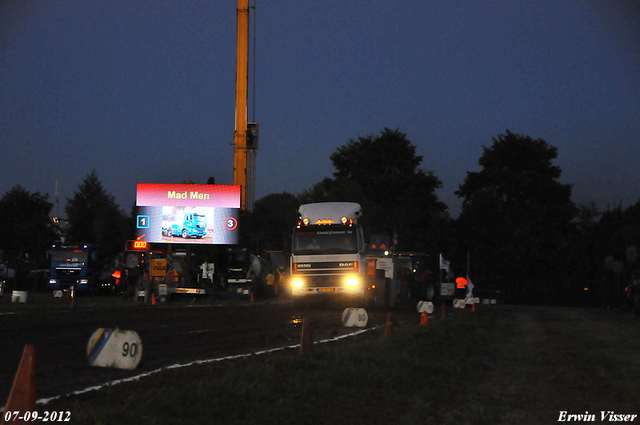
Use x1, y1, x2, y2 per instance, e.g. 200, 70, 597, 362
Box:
234, 0, 252, 210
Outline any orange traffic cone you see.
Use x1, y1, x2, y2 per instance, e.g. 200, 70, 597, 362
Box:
300, 317, 313, 354
383, 312, 393, 338
152, 293, 157, 305
3, 344, 36, 420
420, 312, 429, 325
471, 303, 476, 313
441, 302, 447, 319
250, 291, 255, 302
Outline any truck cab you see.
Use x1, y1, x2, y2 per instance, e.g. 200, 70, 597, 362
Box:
290, 202, 368, 305
225, 247, 254, 296
168, 213, 207, 238
48, 243, 99, 293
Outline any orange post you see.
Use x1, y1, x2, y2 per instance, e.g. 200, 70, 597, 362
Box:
420, 312, 429, 325
2, 344, 37, 421
300, 317, 313, 354
383, 312, 393, 338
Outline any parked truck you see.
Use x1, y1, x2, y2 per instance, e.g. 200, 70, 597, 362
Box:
225, 247, 254, 297
392, 252, 437, 304
48, 243, 99, 293
290, 202, 369, 306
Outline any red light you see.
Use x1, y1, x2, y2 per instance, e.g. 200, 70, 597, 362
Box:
456, 277, 467, 288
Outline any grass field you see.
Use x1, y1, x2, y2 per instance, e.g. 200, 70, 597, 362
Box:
38, 305, 640, 425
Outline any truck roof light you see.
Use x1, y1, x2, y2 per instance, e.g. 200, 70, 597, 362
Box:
302, 218, 309, 226
316, 219, 333, 225
341, 216, 348, 225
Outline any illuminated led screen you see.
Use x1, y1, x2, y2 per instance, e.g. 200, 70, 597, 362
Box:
135, 183, 241, 245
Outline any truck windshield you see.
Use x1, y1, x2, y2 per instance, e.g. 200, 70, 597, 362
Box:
293, 227, 358, 255
51, 249, 89, 263
193, 214, 206, 228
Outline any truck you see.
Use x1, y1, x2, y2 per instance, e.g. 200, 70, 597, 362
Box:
225, 247, 254, 297
164, 213, 207, 239
48, 243, 99, 293
392, 252, 437, 304
290, 202, 369, 306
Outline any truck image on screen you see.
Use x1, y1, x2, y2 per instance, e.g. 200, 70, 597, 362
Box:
165, 213, 207, 239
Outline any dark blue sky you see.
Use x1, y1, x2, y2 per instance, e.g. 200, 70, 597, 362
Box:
1, 1, 638, 218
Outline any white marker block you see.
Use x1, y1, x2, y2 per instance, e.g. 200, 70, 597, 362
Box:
11, 291, 27, 303
416, 301, 434, 314
87, 328, 143, 370
453, 299, 466, 309
342, 308, 368, 327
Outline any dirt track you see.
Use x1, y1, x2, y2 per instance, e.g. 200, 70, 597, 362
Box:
0, 296, 422, 405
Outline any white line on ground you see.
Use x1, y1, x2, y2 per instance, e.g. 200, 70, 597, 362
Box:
33, 325, 380, 406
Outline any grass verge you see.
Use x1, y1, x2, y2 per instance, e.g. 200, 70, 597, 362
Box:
44, 307, 640, 425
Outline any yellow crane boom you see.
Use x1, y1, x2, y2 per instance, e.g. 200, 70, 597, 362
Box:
234, 0, 250, 210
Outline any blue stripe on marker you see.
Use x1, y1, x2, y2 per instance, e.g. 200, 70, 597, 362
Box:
88, 329, 112, 364
343, 309, 352, 326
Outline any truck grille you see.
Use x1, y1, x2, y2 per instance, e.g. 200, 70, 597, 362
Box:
56, 268, 81, 277
294, 261, 356, 275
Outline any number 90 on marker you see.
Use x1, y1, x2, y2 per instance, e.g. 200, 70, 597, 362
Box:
122, 341, 139, 358
87, 328, 143, 370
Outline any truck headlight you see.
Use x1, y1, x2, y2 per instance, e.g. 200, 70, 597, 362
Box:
79, 279, 89, 285
346, 277, 359, 287
292, 279, 304, 288
49, 279, 58, 285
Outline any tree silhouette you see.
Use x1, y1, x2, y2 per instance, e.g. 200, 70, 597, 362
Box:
65, 170, 128, 262
0, 185, 56, 266
243, 192, 299, 252
455, 130, 576, 303
302, 128, 448, 252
